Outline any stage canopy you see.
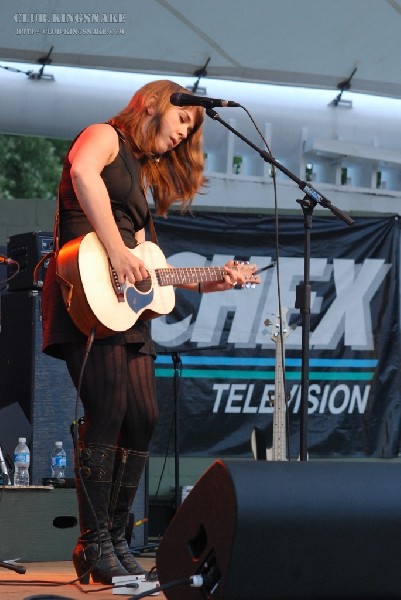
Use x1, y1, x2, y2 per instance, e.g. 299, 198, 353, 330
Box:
1, 0, 401, 100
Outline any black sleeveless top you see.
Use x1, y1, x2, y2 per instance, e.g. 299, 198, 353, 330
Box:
42, 125, 155, 360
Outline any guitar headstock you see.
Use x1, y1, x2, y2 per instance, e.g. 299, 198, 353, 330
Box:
235, 262, 261, 288
270, 306, 291, 343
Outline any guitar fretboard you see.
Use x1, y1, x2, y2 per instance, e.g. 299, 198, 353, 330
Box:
156, 267, 226, 287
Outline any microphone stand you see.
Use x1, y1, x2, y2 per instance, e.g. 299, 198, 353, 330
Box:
206, 107, 354, 460
155, 348, 187, 512
0, 560, 26, 574
172, 351, 182, 512
0, 445, 10, 486
158, 345, 226, 510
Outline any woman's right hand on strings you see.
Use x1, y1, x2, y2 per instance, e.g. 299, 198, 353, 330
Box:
107, 245, 148, 286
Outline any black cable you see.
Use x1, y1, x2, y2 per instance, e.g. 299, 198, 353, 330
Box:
153, 354, 182, 499
153, 386, 176, 498
69, 329, 101, 586
0, 257, 20, 285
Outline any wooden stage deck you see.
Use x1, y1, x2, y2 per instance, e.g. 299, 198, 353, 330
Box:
0, 557, 167, 600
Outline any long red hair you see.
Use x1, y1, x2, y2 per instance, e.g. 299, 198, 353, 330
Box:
109, 80, 206, 216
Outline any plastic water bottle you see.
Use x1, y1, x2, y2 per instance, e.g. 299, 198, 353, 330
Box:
51, 441, 66, 478
13, 437, 30, 486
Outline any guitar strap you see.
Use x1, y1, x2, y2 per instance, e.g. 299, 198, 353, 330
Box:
147, 209, 159, 245
113, 124, 159, 247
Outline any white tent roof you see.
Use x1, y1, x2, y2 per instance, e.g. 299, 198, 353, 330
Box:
2, 0, 401, 99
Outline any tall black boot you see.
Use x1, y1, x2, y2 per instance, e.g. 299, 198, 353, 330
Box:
109, 448, 149, 575
73, 442, 129, 584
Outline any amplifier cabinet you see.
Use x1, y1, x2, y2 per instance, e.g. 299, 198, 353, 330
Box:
7, 231, 53, 291
0, 290, 79, 483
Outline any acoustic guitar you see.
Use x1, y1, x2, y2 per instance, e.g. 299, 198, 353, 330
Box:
56, 232, 259, 338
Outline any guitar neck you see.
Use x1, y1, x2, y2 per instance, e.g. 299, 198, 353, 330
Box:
156, 266, 226, 287
272, 337, 287, 461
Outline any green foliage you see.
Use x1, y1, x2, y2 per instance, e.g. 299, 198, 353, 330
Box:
0, 134, 70, 200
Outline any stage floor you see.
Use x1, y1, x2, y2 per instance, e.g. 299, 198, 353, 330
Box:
0, 557, 167, 600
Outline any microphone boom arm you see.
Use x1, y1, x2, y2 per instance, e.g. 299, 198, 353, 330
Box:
205, 107, 353, 225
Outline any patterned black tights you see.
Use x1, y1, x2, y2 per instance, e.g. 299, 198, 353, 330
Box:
63, 343, 159, 452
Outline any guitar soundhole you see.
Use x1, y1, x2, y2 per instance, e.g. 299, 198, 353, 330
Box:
133, 276, 152, 294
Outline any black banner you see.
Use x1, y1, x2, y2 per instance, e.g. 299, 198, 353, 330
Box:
149, 212, 401, 458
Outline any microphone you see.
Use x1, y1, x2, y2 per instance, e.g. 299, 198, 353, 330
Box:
0, 256, 17, 266
170, 93, 240, 108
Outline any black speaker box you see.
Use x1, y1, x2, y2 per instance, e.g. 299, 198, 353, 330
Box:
156, 459, 401, 599
0, 290, 76, 484
7, 231, 53, 291
0, 290, 148, 547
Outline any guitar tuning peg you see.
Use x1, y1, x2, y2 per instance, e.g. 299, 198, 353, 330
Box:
244, 282, 255, 289
264, 319, 272, 326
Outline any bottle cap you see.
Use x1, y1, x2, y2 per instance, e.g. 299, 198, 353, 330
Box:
55, 441, 63, 447
18, 437, 26, 443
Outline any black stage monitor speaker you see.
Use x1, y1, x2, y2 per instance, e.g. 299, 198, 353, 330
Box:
156, 459, 401, 599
